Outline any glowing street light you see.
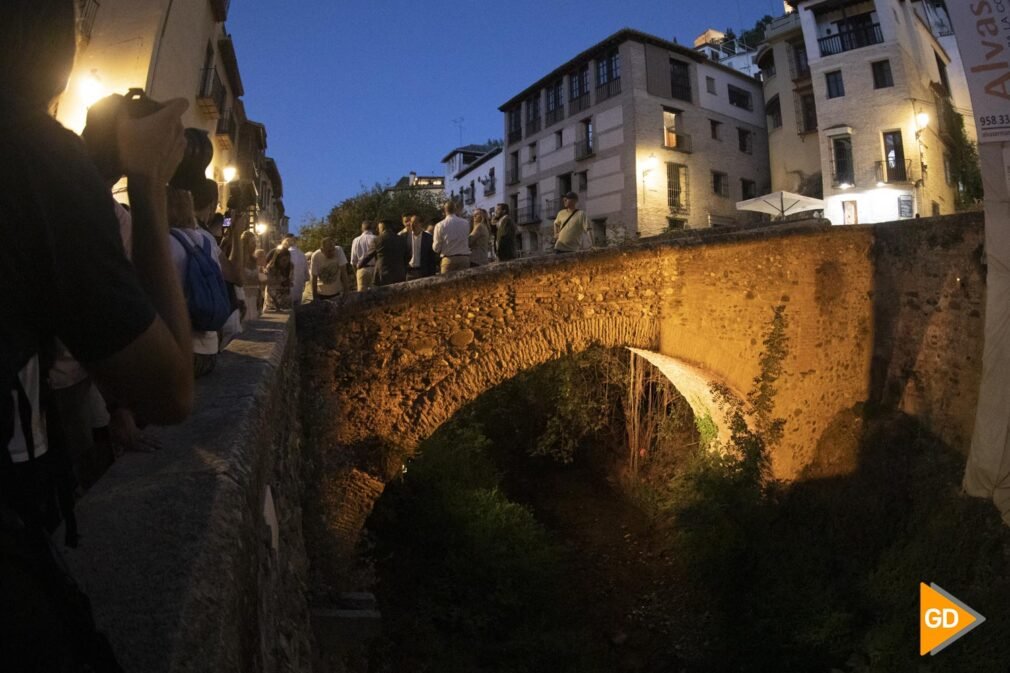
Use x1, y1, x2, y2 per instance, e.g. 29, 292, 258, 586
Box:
254, 222, 268, 236
916, 112, 930, 129
223, 165, 238, 183
78, 69, 106, 108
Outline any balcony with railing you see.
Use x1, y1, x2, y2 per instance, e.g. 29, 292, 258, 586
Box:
78, 0, 100, 44
663, 129, 692, 153
517, 203, 542, 225
215, 110, 237, 149
596, 78, 621, 102
765, 11, 801, 41
464, 188, 476, 206
545, 106, 565, 126
569, 92, 591, 116
817, 23, 883, 57
508, 127, 522, 145
575, 138, 594, 160
483, 178, 496, 197
506, 166, 520, 185
544, 199, 561, 219
875, 159, 912, 184
196, 67, 227, 118
525, 117, 542, 137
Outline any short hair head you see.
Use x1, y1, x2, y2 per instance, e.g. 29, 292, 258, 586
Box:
191, 178, 220, 213
497, 203, 509, 215
0, 1, 76, 109
444, 200, 458, 215
361, 220, 374, 232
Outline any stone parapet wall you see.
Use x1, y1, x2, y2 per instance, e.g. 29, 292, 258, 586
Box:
869, 213, 986, 453
64, 315, 312, 673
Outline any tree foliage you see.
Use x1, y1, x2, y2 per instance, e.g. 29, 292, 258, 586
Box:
940, 98, 984, 210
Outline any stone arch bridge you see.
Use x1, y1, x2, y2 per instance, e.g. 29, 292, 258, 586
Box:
298, 214, 984, 570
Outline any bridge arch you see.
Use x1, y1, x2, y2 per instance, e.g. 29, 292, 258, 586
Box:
298, 224, 889, 573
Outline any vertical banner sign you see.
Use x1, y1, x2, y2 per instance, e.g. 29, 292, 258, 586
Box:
948, 0, 1010, 142
947, 0, 1010, 520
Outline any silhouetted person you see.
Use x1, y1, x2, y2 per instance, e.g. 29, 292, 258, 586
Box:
0, 2, 194, 668
495, 203, 517, 261
407, 215, 437, 279
362, 220, 410, 285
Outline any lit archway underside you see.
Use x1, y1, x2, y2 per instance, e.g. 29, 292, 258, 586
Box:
628, 348, 745, 447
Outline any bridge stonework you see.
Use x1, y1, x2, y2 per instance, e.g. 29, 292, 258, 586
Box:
299, 213, 984, 572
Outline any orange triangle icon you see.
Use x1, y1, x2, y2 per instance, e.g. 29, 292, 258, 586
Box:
920, 583, 985, 656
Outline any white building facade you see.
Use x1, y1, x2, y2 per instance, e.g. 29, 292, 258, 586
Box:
761, 0, 974, 224
500, 29, 770, 255
442, 145, 504, 216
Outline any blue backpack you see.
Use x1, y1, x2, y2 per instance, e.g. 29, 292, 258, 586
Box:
169, 229, 232, 332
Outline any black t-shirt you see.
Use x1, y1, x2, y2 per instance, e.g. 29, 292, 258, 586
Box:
0, 101, 156, 458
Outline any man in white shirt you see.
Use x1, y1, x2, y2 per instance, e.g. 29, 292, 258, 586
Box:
432, 200, 470, 275
553, 191, 590, 254
282, 234, 308, 305
310, 237, 349, 301
350, 220, 379, 291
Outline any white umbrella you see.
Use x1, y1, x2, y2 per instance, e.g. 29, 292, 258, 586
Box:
735, 190, 825, 218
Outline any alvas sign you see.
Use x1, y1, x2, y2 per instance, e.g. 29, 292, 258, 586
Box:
948, 0, 1010, 141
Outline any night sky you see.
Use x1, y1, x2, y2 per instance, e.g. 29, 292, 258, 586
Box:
227, 0, 782, 230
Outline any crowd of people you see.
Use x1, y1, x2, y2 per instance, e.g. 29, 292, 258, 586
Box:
335, 192, 593, 294
0, 3, 599, 670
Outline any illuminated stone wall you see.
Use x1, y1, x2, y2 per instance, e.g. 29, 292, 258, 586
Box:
299, 212, 984, 576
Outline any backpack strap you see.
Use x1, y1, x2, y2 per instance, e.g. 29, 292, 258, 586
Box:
169, 228, 194, 252
200, 232, 213, 257
560, 209, 579, 230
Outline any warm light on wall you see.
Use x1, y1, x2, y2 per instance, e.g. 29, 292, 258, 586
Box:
916, 112, 930, 129
78, 69, 107, 109
641, 153, 659, 191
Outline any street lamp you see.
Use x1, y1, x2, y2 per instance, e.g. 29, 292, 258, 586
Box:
223, 165, 238, 183
254, 221, 269, 247
78, 69, 106, 108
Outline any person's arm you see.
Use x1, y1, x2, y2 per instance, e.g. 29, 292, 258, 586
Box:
86, 100, 194, 424
432, 223, 444, 254
358, 249, 376, 268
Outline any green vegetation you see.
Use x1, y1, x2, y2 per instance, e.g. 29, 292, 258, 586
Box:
364, 318, 1010, 672
940, 97, 984, 211
297, 183, 444, 253
365, 423, 608, 673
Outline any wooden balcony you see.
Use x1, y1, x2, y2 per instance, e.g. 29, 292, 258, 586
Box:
196, 67, 227, 118
77, 0, 100, 44
818, 23, 883, 57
